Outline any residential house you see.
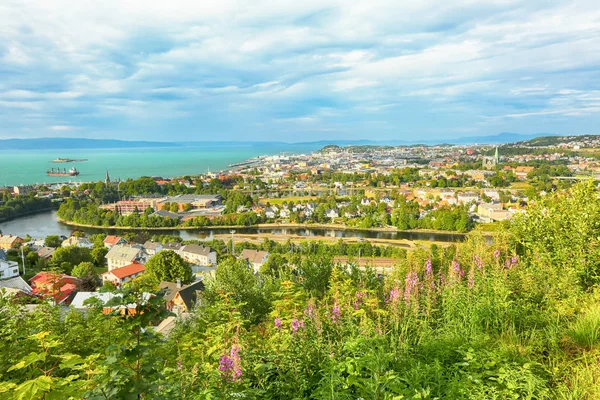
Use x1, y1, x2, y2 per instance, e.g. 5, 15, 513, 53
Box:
143, 241, 163, 256
37, 247, 55, 260
101, 262, 145, 287
239, 249, 270, 273
179, 244, 217, 266
280, 207, 291, 219
70, 292, 117, 311
159, 280, 205, 314
264, 207, 277, 219
0, 276, 32, 294
105, 245, 143, 271
361, 198, 372, 206
162, 242, 184, 253
380, 196, 394, 206
62, 236, 93, 249
29, 272, 79, 305
477, 203, 504, 222
457, 192, 479, 205
104, 235, 128, 249
326, 209, 339, 219
483, 190, 501, 201
0, 235, 23, 250
0, 259, 20, 279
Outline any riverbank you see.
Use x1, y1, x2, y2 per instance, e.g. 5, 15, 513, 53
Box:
57, 218, 468, 236
0, 207, 58, 224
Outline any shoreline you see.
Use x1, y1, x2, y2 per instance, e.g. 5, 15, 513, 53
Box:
56, 217, 469, 236
0, 207, 58, 224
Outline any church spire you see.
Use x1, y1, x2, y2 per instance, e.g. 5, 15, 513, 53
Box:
105, 170, 110, 185
494, 147, 499, 163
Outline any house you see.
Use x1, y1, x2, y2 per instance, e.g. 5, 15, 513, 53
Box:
13, 185, 33, 196
71, 291, 152, 315
457, 192, 479, 205
159, 280, 205, 314
104, 235, 127, 249
180, 244, 217, 266
361, 198, 372, 206
29, 272, 79, 305
264, 207, 277, 219
162, 242, 184, 253
0, 259, 20, 279
280, 208, 291, 219
37, 247, 55, 260
62, 236, 93, 249
105, 245, 143, 271
326, 209, 339, 219
239, 249, 270, 273
101, 262, 145, 287
0, 235, 23, 250
70, 292, 117, 310
380, 196, 394, 205
143, 241, 164, 256
0, 276, 32, 294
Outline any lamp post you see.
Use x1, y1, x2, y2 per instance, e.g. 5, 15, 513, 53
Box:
230, 230, 236, 255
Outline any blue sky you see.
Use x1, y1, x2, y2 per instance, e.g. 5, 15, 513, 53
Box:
0, 0, 599, 142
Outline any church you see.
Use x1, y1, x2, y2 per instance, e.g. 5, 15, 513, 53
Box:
482, 147, 499, 170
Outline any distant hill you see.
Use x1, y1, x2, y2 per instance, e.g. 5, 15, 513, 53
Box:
0, 138, 182, 150
512, 134, 600, 147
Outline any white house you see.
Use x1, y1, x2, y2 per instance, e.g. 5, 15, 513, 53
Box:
264, 207, 277, 219
104, 235, 128, 249
239, 249, 269, 274
143, 241, 164, 256
101, 262, 145, 287
105, 245, 144, 271
280, 208, 291, 219
0, 260, 20, 280
179, 244, 217, 266
457, 192, 480, 205
62, 236, 93, 249
326, 209, 339, 219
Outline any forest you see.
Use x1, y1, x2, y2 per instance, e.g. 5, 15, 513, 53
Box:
1, 182, 600, 399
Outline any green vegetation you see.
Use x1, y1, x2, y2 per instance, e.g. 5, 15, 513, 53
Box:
0, 194, 54, 221
1, 182, 600, 398
144, 250, 193, 284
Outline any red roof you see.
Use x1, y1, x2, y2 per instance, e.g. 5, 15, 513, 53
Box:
29, 272, 79, 304
106, 262, 145, 279
104, 235, 124, 245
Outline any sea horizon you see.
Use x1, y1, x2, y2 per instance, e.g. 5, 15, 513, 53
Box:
0, 143, 322, 187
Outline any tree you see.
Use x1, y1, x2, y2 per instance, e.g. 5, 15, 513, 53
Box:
72, 261, 100, 291
169, 203, 180, 213
144, 250, 193, 284
91, 246, 108, 268
44, 235, 62, 248
51, 246, 92, 274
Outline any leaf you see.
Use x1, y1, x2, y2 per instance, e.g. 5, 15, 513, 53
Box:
14, 376, 53, 400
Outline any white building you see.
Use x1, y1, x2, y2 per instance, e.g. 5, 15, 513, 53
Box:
179, 244, 217, 266
105, 245, 144, 271
0, 260, 20, 280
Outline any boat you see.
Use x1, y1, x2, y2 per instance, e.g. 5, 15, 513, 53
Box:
47, 167, 80, 177
52, 158, 87, 163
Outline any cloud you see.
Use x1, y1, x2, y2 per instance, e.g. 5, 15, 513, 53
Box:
50, 125, 75, 131
0, 0, 599, 140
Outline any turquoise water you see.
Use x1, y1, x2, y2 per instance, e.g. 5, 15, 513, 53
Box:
0, 143, 320, 187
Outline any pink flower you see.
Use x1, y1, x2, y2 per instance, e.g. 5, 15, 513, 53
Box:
404, 272, 419, 306
274, 317, 282, 329
493, 249, 501, 258
331, 304, 341, 323
387, 288, 401, 304
291, 318, 304, 333
219, 344, 242, 382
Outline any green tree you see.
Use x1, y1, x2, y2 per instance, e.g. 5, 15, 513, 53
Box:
145, 250, 193, 284
44, 235, 62, 248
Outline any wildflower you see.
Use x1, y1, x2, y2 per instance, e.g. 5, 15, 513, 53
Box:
177, 360, 183, 371
274, 317, 282, 329
387, 288, 401, 304
353, 301, 360, 310
474, 255, 484, 270
493, 249, 501, 258
219, 354, 234, 379
291, 318, 304, 333
511, 256, 518, 266
304, 304, 315, 319
230, 344, 242, 381
404, 272, 419, 306
425, 259, 433, 276
452, 260, 464, 280
331, 304, 341, 323
468, 277, 475, 289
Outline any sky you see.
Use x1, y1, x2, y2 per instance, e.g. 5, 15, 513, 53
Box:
0, 0, 599, 142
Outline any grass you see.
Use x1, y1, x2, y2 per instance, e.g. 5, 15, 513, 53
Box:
569, 304, 600, 350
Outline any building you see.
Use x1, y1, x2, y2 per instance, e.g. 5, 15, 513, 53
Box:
157, 194, 222, 211
104, 235, 128, 249
37, 247, 56, 260
0, 235, 23, 250
143, 241, 164, 256
62, 236, 94, 249
29, 272, 79, 305
159, 280, 205, 314
0, 259, 20, 279
105, 245, 144, 271
482, 147, 499, 170
179, 244, 217, 266
0, 276, 32, 294
101, 262, 145, 287
239, 249, 269, 273
13, 185, 33, 196
0, 249, 7, 261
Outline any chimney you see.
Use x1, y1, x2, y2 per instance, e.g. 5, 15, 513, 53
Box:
176, 279, 182, 289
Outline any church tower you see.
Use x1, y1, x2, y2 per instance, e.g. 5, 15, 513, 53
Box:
105, 170, 111, 185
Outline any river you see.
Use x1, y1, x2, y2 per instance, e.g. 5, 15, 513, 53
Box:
0, 211, 466, 243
